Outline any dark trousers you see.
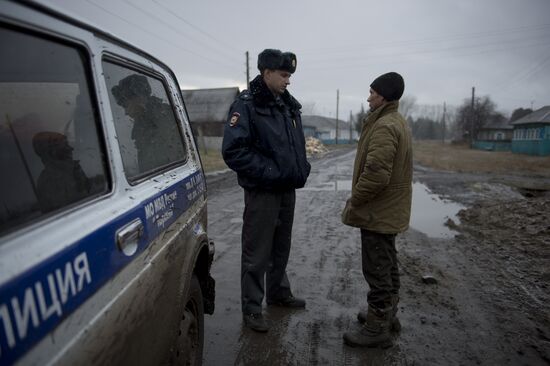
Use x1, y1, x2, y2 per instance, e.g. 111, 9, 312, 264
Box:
241, 189, 295, 314
360, 229, 399, 308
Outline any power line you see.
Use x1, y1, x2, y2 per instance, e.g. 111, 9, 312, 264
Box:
83, 0, 241, 73
304, 34, 550, 67
299, 23, 550, 56
151, 0, 243, 55
304, 39, 550, 71
125, 0, 242, 64
494, 52, 550, 92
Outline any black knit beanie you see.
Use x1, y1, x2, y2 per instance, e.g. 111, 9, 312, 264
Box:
370, 72, 405, 101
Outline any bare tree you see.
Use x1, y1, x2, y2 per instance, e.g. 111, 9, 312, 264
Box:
455, 95, 503, 140
415, 104, 443, 122
398, 95, 417, 119
354, 103, 367, 134
510, 107, 533, 122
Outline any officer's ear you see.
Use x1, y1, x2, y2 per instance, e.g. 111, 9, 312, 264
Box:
261, 69, 271, 83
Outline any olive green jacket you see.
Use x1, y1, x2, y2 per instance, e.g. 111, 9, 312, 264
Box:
341, 101, 412, 234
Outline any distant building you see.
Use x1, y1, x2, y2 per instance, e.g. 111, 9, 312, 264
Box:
511, 105, 550, 156
473, 115, 513, 151
301, 115, 357, 144
182, 87, 239, 150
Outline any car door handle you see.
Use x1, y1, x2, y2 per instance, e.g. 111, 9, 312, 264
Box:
116, 218, 143, 256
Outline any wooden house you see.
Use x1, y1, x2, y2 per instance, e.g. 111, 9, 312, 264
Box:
182, 87, 239, 150
511, 106, 550, 156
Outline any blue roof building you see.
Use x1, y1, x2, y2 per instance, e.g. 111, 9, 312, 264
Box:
511, 106, 550, 156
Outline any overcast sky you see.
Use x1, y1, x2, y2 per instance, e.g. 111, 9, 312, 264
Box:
42, 0, 550, 119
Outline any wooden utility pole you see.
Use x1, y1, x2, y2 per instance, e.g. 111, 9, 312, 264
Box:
442, 102, 446, 143
349, 110, 353, 144
470, 87, 475, 146
245, 51, 250, 90
335, 89, 339, 145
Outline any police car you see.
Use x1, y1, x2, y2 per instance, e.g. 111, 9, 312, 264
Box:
0, 1, 214, 365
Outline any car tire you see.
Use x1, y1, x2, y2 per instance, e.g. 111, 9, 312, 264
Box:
172, 274, 204, 366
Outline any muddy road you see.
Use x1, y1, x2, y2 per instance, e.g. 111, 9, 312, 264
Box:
203, 149, 550, 366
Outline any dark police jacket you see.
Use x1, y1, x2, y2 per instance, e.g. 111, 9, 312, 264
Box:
222, 75, 311, 191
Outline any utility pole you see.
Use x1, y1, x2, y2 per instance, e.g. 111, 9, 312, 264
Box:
442, 102, 446, 143
335, 89, 339, 145
245, 51, 250, 90
349, 110, 353, 144
470, 87, 475, 147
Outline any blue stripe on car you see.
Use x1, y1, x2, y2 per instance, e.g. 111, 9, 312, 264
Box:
0, 170, 205, 365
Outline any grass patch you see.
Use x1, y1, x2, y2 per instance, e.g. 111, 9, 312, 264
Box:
197, 141, 550, 178
413, 140, 550, 177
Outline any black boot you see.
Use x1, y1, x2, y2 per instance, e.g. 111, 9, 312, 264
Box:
243, 313, 269, 333
344, 305, 393, 348
357, 295, 401, 332
267, 295, 306, 308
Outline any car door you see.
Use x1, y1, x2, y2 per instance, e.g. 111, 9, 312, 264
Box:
0, 11, 115, 365
0, 3, 208, 365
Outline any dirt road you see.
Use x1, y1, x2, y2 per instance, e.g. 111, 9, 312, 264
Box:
203, 148, 550, 366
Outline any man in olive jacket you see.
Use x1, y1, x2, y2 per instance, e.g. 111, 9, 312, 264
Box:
222, 49, 311, 333
341, 72, 412, 348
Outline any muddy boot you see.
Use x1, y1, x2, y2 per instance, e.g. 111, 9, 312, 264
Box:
390, 294, 401, 332
357, 296, 401, 333
344, 306, 392, 348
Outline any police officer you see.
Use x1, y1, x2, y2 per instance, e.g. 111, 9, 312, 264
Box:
222, 49, 311, 332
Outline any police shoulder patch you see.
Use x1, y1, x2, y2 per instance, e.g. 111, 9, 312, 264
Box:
229, 112, 240, 127
239, 91, 252, 101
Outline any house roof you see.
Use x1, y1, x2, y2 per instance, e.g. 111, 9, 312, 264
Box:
481, 116, 513, 130
182, 87, 239, 123
511, 105, 550, 125
302, 115, 350, 131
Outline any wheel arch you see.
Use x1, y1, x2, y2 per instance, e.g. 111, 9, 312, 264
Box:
193, 240, 215, 315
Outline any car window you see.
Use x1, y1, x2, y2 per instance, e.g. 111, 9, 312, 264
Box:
0, 26, 109, 234
102, 61, 187, 181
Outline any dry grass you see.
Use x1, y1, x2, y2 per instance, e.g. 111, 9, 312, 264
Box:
413, 140, 550, 177
199, 141, 550, 177
200, 143, 355, 173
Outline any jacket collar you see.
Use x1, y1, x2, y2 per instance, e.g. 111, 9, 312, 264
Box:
249, 75, 301, 111
363, 100, 399, 125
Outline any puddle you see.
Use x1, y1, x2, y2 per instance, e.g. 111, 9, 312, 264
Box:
302, 179, 463, 238
411, 182, 465, 238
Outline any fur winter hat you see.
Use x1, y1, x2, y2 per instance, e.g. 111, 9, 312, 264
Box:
257, 49, 297, 73
370, 72, 405, 101
112, 74, 151, 107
